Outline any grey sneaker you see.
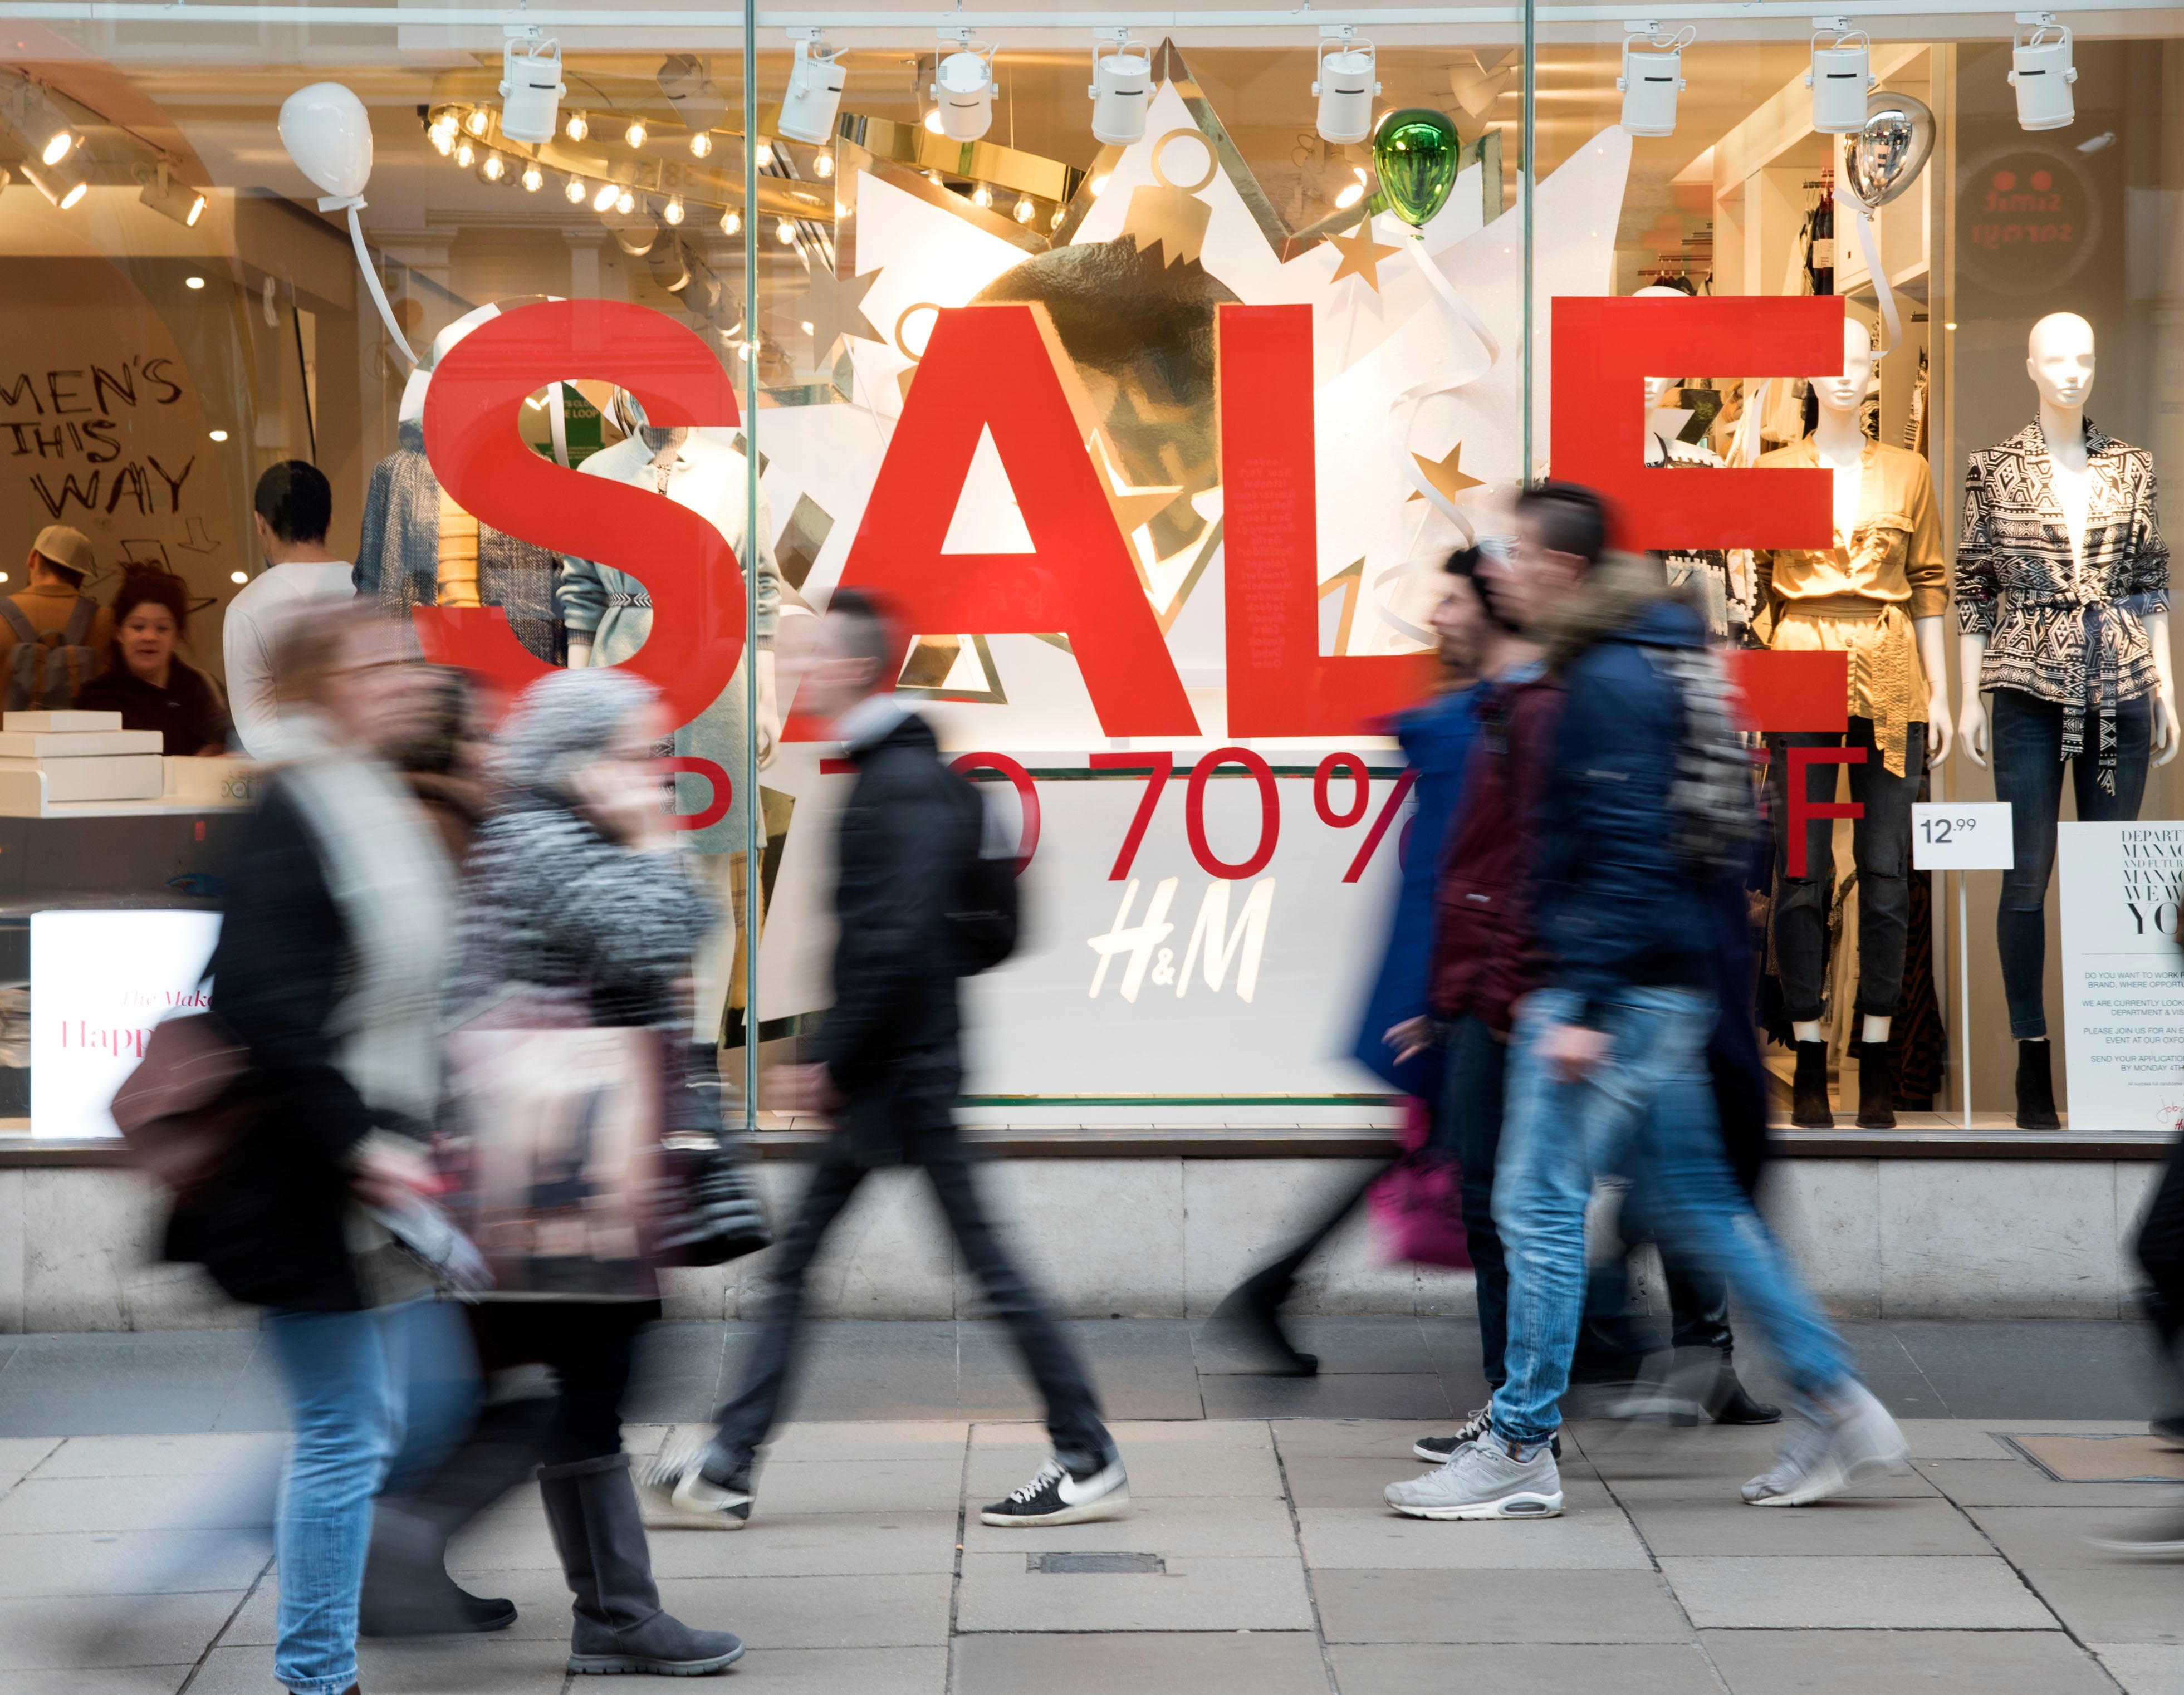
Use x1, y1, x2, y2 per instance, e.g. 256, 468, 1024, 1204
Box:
1413, 1407, 1560, 1465
639, 1441, 753, 1531
1742, 1381, 1907, 1507
1385, 1434, 1563, 1520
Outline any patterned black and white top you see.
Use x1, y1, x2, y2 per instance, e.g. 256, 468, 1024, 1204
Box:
1956, 417, 2168, 788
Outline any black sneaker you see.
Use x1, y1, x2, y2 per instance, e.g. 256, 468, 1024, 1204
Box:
1413, 1407, 1559, 1464
979, 1456, 1130, 1527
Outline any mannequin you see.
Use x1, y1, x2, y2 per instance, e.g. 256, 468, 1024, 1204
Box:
1957, 311, 2176, 1128
1756, 315, 1951, 1130
559, 395, 780, 1054
354, 308, 562, 663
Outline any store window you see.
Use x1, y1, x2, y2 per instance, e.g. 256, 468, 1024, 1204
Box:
2, 7, 2180, 1139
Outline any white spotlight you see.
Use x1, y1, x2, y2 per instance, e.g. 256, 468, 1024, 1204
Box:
1806, 23, 1876, 135
779, 30, 847, 145
1089, 30, 1151, 146
1619, 23, 1695, 138
1334, 168, 1366, 209
497, 32, 565, 145
2010, 14, 2078, 132
931, 32, 996, 143
592, 179, 619, 210
140, 165, 207, 228
38, 124, 74, 167
1314, 26, 1379, 146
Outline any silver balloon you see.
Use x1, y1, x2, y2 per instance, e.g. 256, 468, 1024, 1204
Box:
1842, 90, 1936, 210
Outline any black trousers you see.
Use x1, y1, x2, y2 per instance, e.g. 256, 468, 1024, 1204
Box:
2137, 1133, 2184, 1366
712, 1126, 1113, 1474
467, 1299, 657, 1466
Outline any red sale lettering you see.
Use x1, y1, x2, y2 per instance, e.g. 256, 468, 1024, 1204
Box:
1090, 751, 1176, 881
948, 752, 1041, 874
419, 300, 748, 728
1785, 746, 1867, 878
830, 303, 1197, 737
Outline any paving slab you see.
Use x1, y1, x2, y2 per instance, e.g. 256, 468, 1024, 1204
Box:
1617, 1494, 1993, 1556
0, 1589, 246, 1670
26, 1433, 283, 1479
954, 1550, 1315, 1633
1198, 1371, 1453, 1421
1916, 1457, 2177, 1507
1658, 1554, 2060, 1630
735, 1644, 949, 1693
1329, 1641, 1722, 1695
961, 1491, 1297, 1558
968, 1418, 1282, 1498
656, 1572, 952, 1649
191, 1634, 571, 1695
1703, 1629, 2116, 1694
1313, 1566, 1692, 1644
2094, 1643, 2184, 1693
1296, 1501, 1651, 1571
951, 1630, 1329, 1695
0, 1527, 269, 1597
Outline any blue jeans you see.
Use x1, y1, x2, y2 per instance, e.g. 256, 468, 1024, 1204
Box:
1488, 986, 1853, 1446
263, 1297, 477, 1695
1991, 687, 2153, 1039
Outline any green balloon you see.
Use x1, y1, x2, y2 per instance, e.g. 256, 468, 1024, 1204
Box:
1373, 107, 1462, 228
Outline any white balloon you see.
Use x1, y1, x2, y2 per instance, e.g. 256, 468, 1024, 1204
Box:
278, 81, 373, 202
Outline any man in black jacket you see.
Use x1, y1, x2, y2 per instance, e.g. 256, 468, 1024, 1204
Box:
650, 590, 1127, 1530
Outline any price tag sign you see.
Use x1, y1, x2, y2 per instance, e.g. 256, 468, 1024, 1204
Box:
1911, 801, 2014, 871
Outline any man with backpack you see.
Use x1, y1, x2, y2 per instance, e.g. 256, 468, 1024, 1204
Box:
643, 587, 1128, 1532
3, 525, 110, 712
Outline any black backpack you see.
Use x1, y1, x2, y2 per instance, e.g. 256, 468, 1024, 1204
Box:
2, 593, 97, 712
947, 782, 1021, 974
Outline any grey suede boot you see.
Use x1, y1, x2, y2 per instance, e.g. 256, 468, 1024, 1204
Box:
537, 1454, 745, 1676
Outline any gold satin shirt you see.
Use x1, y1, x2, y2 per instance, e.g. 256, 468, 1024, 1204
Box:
1754, 436, 1947, 775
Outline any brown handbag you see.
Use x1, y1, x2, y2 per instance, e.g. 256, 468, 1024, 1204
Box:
109, 1011, 251, 1195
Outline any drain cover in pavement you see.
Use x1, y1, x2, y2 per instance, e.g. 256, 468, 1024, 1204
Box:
1027, 1552, 1166, 1574
2002, 1434, 2184, 1483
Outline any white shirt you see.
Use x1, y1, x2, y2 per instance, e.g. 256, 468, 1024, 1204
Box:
223, 561, 356, 758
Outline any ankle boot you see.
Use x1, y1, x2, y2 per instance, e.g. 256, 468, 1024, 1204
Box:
1791, 1041, 1834, 1128
2015, 1038, 2061, 1130
1854, 1041, 1896, 1130
1706, 1351, 1783, 1425
1208, 1260, 1319, 1376
538, 1453, 745, 1676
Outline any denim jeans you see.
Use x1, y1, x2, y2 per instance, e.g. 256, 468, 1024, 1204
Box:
1768, 718, 1925, 1022
1991, 687, 2153, 1039
263, 1297, 477, 1695
1489, 987, 1853, 1446
1433, 1014, 1510, 1388
714, 1127, 1114, 1475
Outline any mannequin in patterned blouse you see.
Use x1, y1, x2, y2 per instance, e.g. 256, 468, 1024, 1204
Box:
1957, 312, 2178, 1128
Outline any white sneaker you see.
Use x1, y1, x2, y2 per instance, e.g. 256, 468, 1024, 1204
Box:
639, 1443, 753, 1531
1384, 1434, 1563, 1521
1742, 1382, 1907, 1507
979, 1457, 1131, 1527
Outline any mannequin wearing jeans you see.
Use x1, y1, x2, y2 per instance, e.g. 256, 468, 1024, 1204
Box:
1755, 316, 1952, 1129
1957, 313, 2178, 1126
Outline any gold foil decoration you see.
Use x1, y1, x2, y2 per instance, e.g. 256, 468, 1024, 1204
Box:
893, 301, 940, 403
1121, 130, 1217, 269
1406, 439, 1487, 506
1326, 226, 1404, 293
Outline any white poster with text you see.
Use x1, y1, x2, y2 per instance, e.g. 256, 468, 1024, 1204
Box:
2059, 822, 2184, 1133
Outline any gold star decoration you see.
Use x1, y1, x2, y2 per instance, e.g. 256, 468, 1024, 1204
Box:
1407, 440, 1487, 505
1326, 226, 1404, 292
1088, 428, 1184, 541
804, 262, 883, 362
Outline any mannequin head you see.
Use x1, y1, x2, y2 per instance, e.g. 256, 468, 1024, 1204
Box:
1811, 316, 1877, 418
2026, 312, 2096, 413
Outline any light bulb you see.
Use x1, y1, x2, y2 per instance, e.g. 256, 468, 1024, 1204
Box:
185, 275, 205, 289
615, 187, 635, 214
454, 138, 476, 169
719, 206, 741, 235
479, 152, 506, 183
689, 130, 713, 158
521, 161, 544, 192
624, 118, 647, 149
1334, 179, 1365, 209
229, 570, 248, 584
58, 179, 85, 210
564, 110, 589, 141
1014, 194, 1034, 223
565, 173, 587, 203
776, 216, 796, 245
1050, 206, 1065, 229
756, 141, 775, 169
40, 129, 72, 166
1088, 173, 1109, 197
593, 180, 619, 210
813, 151, 835, 179
463, 107, 490, 137
663, 194, 685, 225
971, 182, 992, 209
429, 124, 455, 157
923, 108, 945, 135
209, 429, 229, 442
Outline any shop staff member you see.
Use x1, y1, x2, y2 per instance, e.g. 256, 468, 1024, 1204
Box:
1, 525, 112, 706
74, 569, 231, 756
225, 461, 356, 759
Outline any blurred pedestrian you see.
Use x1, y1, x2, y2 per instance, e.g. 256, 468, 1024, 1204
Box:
1209, 550, 1494, 1374
422, 665, 743, 1676
164, 602, 477, 1695
226, 461, 358, 760
1384, 484, 1904, 1521
72, 567, 231, 755
648, 587, 1128, 1531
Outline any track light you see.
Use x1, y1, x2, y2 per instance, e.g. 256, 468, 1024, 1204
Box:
780, 29, 847, 145
498, 33, 564, 145
565, 173, 587, 203
463, 107, 491, 138
1015, 194, 1035, 223
521, 160, 543, 192
592, 179, 619, 211
140, 165, 206, 228
720, 205, 741, 235
1335, 167, 1367, 209
1807, 25, 1876, 135
1619, 24, 1695, 138
689, 130, 713, 158
454, 138, 476, 169
1314, 27, 1379, 145
625, 118, 647, 149
23, 160, 86, 209
663, 194, 684, 226
932, 31, 997, 143
564, 110, 589, 142
1089, 30, 1151, 146
39, 125, 74, 167
2011, 14, 2077, 131
478, 151, 507, 183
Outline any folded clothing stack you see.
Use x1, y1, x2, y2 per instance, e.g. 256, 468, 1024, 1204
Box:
0, 710, 164, 800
